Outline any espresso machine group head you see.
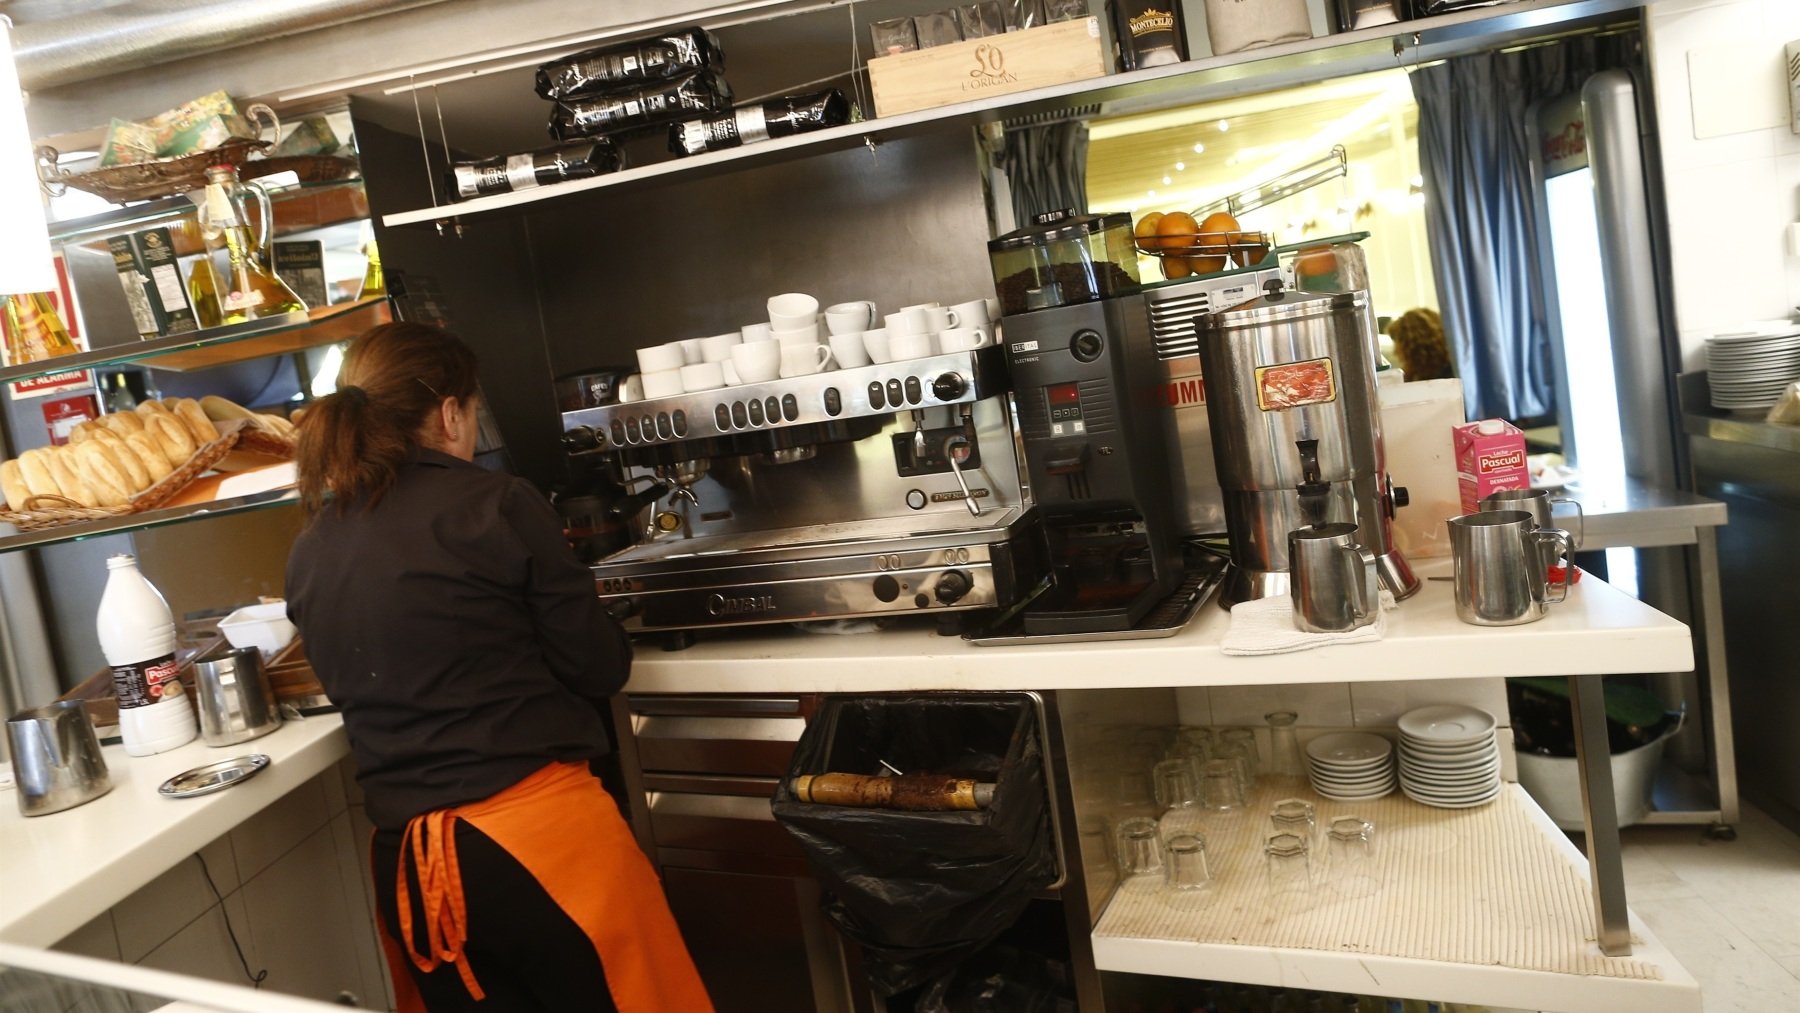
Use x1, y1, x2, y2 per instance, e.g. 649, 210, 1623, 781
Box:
1196, 280, 1420, 607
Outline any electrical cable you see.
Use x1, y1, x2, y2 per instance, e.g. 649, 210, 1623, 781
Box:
195, 851, 268, 989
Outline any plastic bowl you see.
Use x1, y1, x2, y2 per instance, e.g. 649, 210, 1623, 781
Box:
217, 602, 296, 656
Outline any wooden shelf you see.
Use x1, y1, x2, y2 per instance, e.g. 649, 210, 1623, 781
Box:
0, 297, 390, 385
381, 0, 1641, 228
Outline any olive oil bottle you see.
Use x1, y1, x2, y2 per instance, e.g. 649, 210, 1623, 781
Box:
200, 165, 305, 325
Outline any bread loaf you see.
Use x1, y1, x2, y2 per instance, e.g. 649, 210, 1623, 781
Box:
44, 450, 97, 507
123, 431, 174, 481
200, 395, 256, 422
146, 413, 196, 464
171, 398, 219, 444
1, 460, 31, 510
18, 449, 61, 499
256, 413, 297, 438
99, 411, 145, 435
100, 434, 152, 491
135, 399, 175, 421
72, 443, 131, 507
68, 421, 100, 445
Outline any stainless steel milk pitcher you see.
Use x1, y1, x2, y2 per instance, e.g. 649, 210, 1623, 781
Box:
1448, 510, 1576, 626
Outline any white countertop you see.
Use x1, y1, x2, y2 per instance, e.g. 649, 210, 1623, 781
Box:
623, 560, 1693, 694
0, 714, 348, 947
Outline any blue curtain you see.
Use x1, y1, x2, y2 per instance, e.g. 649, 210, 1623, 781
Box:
1410, 35, 1640, 420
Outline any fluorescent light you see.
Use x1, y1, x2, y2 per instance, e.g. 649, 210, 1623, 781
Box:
1193, 143, 1205, 154
1217, 120, 1230, 132
0, 18, 53, 296
1174, 161, 1185, 171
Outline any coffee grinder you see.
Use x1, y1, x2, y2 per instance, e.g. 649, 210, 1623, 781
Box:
1196, 280, 1420, 607
990, 211, 1186, 634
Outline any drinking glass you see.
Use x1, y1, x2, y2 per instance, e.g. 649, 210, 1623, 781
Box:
1199, 758, 1246, 811
1114, 816, 1164, 883
1153, 758, 1205, 840
1265, 710, 1304, 780
1162, 832, 1213, 896
1218, 726, 1260, 780
1326, 817, 1379, 899
1270, 797, 1317, 848
1264, 832, 1312, 909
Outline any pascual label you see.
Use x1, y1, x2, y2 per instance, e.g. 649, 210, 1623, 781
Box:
1478, 448, 1525, 473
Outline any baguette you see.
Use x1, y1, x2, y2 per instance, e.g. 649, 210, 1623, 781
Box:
0, 460, 30, 511
98, 433, 152, 491
44, 449, 97, 507
18, 449, 62, 499
255, 412, 297, 438
123, 431, 174, 483
171, 398, 219, 444
146, 413, 196, 464
68, 420, 101, 445
72, 443, 131, 507
99, 411, 146, 436
199, 395, 256, 422
135, 399, 175, 421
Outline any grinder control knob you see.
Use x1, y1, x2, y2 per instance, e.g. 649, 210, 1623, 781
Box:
935, 569, 972, 604
561, 426, 601, 452
931, 372, 968, 401
1392, 485, 1410, 509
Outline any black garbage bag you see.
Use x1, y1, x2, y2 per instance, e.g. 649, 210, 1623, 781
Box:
916, 945, 1077, 1013
770, 694, 1058, 996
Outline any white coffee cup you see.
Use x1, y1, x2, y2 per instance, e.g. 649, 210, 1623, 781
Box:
641, 368, 685, 399
829, 331, 873, 368
923, 306, 957, 333
901, 301, 941, 311
721, 361, 742, 386
731, 341, 781, 383
680, 361, 725, 392
948, 299, 990, 329
937, 326, 991, 352
741, 322, 773, 343
636, 342, 684, 373
677, 338, 705, 365
780, 343, 835, 378
886, 307, 931, 335
774, 321, 822, 346
699, 332, 741, 363
617, 374, 645, 403
768, 292, 820, 330
890, 331, 935, 361
984, 297, 1001, 322
862, 328, 893, 364
824, 301, 878, 335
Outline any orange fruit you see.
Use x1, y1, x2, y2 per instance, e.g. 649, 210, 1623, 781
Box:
1134, 212, 1164, 252
1161, 256, 1193, 280
1156, 211, 1199, 254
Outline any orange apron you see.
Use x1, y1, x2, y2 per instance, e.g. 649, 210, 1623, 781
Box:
375, 761, 713, 1012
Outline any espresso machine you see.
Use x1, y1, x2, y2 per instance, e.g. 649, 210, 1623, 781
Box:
985, 210, 1197, 636
559, 346, 1042, 635
1196, 280, 1420, 607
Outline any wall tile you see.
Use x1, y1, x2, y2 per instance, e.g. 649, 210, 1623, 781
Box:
228, 777, 331, 883
328, 811, 390, 1010
1173, 687, 1211, 727
1207, 682, 1354, 728
1648, 1, 1775, 172
46, 913, 122, 1013
111, 851, 234, 964
136, 892, 258, 990
1348, 678, 1510, 728
52, 912, 120, 962
239, 824, 370, 1004
1662, 160, 1789, 337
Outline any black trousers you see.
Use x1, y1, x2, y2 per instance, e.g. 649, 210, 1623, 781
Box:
372, 822, 620, 1012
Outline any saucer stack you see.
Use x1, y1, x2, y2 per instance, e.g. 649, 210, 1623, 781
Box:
1303, 731, 1396, 801
1397, 705, 1502, 808
1706, 325, 1800, 410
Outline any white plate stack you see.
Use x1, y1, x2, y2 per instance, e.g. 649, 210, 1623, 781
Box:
1706, 325, 1800, 411
1303, 731, 1396, 801
1397, 705, 1502, 808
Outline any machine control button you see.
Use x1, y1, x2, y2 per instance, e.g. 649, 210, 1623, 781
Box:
904, 489, 928, 510
783, 394, 800, 420
610, 420, 627, 445
561, 426, 600, 452
624, 416, 641, 443
823, 388, 842, 416
904, 376, 922, 404
655, 412, 672, 439
931, 372, 968, 401
642, 416, 655, 441
1391, 483, 1410, 511
764, 397, 782, 423
868, 382, 886, 410
935, 569, 972, 604
713, 404, 731, 430
748, 399, 765, 425
913, 593, 930, 609
886, 379, 904, 405
1070, 328, 1104, 362
872, 574, 900, 603
731, 401, 749, 428
671, 410, 688, 437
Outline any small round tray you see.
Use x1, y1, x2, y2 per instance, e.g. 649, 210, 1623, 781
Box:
158, 753, 271, 799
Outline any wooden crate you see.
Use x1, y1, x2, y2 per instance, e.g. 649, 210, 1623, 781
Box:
869, 17, 1109, 119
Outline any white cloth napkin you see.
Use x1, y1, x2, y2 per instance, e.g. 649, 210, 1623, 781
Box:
1220, 592, 1392, 656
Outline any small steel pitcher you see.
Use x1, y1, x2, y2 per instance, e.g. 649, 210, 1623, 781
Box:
6, 700, 112, 816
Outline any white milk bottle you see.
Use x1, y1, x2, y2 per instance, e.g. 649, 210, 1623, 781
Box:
96, 553, 196, 755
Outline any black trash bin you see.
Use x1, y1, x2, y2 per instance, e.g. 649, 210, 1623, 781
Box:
770, 693, 1059, 997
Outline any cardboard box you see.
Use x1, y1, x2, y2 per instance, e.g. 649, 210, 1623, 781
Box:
130, 228, 199, 335
105, 236, 160, 338
1453, 418, 1528, 514
273, 241, 328, 309
869, 17, 1108, 118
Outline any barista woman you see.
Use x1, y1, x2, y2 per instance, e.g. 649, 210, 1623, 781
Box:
286, 323, 711, 1012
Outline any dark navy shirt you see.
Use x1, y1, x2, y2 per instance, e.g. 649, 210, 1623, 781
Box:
286, 448, 629, 829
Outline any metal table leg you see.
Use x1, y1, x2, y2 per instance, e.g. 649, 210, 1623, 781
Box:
1570, 673, 1632, 957
1693, 527, 1740, 830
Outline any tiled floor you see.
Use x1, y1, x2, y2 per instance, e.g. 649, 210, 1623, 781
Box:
1620, 803, 1800, 1012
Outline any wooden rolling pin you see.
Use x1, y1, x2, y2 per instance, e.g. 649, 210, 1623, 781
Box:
791, 773, 996, 811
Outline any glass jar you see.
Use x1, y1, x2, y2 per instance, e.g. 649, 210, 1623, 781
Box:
1266, 710, 1304, 780
987, 209, 1141, 316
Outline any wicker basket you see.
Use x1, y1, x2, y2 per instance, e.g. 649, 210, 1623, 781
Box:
0, 422, 246, 531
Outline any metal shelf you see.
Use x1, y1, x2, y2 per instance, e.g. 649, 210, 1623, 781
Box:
45, 179, 367, 245
0, 297, 389, 385
0, 488, 297, 557
381, 0, 1641, 228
